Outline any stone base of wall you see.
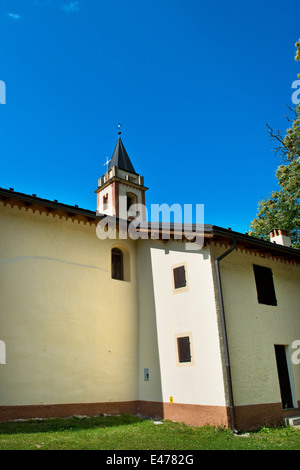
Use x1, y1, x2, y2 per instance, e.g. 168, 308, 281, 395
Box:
234, 401, 300, 431
137, 401, 230, 428
1, 400, 299, 431
0, 401, 139, 423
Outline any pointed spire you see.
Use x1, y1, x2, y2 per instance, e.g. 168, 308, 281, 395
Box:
108, 131, 136, 174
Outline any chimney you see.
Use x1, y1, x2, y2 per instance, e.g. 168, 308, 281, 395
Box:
269, 229, 292, 247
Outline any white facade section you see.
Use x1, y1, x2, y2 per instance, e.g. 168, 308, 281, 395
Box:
137, 239, 227, 407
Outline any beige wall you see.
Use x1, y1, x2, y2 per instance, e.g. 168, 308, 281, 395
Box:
1, 198, 299, 423
0, 202, 139, 407
211, 243, 300, 408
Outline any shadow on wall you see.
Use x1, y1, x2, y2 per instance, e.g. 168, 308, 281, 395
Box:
136, 240, 164, 419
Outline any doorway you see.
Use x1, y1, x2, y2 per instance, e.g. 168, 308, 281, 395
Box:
274, 345, 295, 409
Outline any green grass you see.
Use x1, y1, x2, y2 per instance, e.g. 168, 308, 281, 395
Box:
0, 414, 299, 450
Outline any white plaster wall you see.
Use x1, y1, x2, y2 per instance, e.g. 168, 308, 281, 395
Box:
97, 184, 114, 215
119, 183, 145, 221
138, 239, 227, 407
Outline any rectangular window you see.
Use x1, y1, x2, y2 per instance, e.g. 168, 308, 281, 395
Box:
274, 345, 294, 409
177, 336, 191, 363
253, 265, 277, 306
173, 265, 187, 289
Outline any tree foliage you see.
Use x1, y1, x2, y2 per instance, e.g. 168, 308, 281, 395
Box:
249, 39, 300, 248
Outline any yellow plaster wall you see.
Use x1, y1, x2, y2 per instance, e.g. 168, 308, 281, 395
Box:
0, 203, 139, 406
211, 244, 300, 408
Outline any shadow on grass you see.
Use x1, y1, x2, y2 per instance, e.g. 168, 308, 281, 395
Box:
0, 414, 142, 435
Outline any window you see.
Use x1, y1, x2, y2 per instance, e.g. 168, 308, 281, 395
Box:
103, 194, 108, 210
173, 265, 186, 289
111, 246, 131, 282
111, 248, 124, 280
177, 336, 191, 363
126, 192, 137, 212
253, 264, 277, 306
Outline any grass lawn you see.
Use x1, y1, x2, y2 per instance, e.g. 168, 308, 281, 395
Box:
0, 414, 299, 450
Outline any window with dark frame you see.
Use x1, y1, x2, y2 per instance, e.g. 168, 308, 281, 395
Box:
253, 264, 277, 306
111, 248, 124, 281
177, 336, 191, 363
173, 265, 186, 289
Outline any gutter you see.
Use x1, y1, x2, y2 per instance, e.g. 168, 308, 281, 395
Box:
214, 238, 237, 433
211, 225, 300, 260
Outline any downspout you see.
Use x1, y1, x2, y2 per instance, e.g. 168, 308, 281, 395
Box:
215, 238, 237, 433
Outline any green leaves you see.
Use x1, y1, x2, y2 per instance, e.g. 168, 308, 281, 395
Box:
249, 160, 300, 248
283, 109, 300, 161
295, 39, 300, 62
250, 40, 300, 248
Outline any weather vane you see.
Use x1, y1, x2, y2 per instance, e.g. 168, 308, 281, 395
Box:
117, 123, 122, 136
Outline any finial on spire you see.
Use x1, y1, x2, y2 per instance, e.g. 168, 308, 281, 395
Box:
117, 123, 122, 137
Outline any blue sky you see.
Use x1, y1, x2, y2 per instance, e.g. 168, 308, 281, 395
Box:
0, 0, 299, 233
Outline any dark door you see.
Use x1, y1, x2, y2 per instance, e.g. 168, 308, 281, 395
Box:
274, 345, 294, 409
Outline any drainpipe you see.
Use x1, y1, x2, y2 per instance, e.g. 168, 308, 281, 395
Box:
215, 238, 237, 433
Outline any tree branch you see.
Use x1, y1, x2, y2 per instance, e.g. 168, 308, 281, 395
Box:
284, 105, 297, 122
266, 123, 288, 158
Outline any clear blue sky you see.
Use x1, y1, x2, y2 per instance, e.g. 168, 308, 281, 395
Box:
0, 0, 299, 233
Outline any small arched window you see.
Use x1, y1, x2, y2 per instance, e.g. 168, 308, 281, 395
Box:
111, 248, 124, 280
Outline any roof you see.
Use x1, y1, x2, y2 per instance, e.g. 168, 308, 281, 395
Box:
108, 137, 137, 174
0, 187, 299, 263
135, 222, 300, 262
0, 187, 99, 225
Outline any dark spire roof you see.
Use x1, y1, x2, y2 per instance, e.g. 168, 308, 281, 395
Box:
108, 137, 137, 174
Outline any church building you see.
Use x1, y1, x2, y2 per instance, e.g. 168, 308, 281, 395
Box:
0, 133, 299, 431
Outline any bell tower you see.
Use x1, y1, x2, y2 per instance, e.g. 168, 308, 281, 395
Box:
95, 128, 148, 221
